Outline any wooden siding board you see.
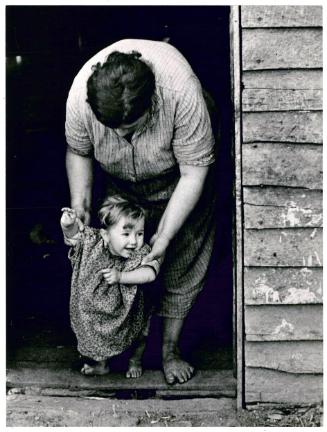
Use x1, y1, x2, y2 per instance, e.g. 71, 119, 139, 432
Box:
245, 341, 323, 373
243, 89, 322, 112
230, 5, 244, 410
242, 6, 322, 28
242, 70, 322, 90
243, 112, 323, 143
246, 368, 323, 404
244, 228, 323, 267
244, 267, 323, 305
240, 5, 323, 408
245, 304, 323, 341
244, 188, 323, 229
242, 28, 322, 70
242, 144, 323, 189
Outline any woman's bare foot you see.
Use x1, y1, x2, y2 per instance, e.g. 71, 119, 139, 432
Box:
126, 358, 143, 378
163, 351, 194, 384
162, 318, 195, 384
81, 360, 109, 376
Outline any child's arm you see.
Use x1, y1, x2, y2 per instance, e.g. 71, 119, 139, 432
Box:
60, 207, 84, 245
101, 266, 157, 285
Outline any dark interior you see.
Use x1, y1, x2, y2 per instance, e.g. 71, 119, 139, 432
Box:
6, 6, 234, 373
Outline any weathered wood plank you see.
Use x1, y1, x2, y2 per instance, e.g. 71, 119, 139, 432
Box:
242, 28, 322, 70
245, 340, 323, 373
245, 304, 323, 341
6, 367, 236, 393
244, 187, 323, 229
246, 368, 323, 404
242, 6, 322, 28
243, 144, 323, 189
230, 5, 244, 410
244, 228, 323, 267
242, 70, 322, 90
243, 89, 322, 112
243, 112, 323, 143
244, 267, 323, 305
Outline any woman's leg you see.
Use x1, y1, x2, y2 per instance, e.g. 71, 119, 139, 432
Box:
162, 317, 194, 384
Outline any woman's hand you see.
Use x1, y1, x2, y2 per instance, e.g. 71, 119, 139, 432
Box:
73, 207, 91, 228
101, 268, 121, 285
142, 234, 170, 264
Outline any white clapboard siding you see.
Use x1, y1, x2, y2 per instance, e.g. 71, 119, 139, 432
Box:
240, 5, 323, 406
242, 28, 322, 70
245, 341, 322, 373
246, 368, 323, 404
244, 188, 323, 229
244, 228, 322, 267
242, 6, 322, 28
243, 112, 323, 143
245, 304, 323, 341
242, 70, 322, 90
243, 144, 322, 189
244, 267, 323, 305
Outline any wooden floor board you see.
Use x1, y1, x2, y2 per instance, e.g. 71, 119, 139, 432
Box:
7, 366, 236, 398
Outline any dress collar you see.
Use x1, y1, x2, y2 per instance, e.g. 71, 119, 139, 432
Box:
133, 86, 163, 137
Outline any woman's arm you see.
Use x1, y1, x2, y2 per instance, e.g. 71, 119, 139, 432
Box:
143, 164, 209, 263
66, 149, 93, 225
101, 267, 156, 285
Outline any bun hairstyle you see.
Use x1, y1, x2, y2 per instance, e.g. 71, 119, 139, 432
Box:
98, 195, 145, 228
87, 50, 155, 129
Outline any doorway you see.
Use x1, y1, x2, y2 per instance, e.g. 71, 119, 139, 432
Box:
7, 5, 234, 388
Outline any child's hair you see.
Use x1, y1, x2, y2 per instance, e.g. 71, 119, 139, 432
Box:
98, 195, 145, 228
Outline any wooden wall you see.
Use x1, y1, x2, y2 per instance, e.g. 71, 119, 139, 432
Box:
240, 6, 323, 405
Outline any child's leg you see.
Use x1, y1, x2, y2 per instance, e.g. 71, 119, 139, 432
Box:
81, 359, 110, 376
126, 335, 147, 378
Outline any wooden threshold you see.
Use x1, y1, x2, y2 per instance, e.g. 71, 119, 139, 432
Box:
7, 366, 236, 399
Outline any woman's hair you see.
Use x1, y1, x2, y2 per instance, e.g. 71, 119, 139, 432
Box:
87, 51, 156, 129
98, 195, 145, 228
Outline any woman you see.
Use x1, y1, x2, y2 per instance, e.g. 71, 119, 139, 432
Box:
65, 39, 216, 384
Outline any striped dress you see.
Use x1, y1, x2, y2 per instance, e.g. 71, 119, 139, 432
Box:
65, 39, 216, 318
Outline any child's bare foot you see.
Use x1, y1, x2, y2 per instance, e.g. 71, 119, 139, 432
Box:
126, 358, 143, 378
125, 336, 146, 378
81, 360, 109, 376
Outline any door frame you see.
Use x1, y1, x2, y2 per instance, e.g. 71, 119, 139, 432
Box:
230, 5, 245, 409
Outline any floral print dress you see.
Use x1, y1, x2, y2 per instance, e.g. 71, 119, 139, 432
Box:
66, 226, 153, 361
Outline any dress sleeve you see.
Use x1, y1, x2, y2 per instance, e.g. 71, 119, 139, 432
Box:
123, 244, 161, 276
66, 232, 83, 265
65, 83, 94, 157
139, 244, 161, 276
172, 76, 215, 167
66, 226, 99, 265
140, 259, 161, 276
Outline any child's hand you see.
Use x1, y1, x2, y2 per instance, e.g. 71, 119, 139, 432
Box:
101, 268, 121, 285
61, 208, 77, 227
61, 208, 84, 231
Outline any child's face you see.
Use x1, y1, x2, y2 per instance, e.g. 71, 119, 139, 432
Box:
105, 216, 145, 258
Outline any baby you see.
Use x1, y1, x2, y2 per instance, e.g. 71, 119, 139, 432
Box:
61, 195, 160, 378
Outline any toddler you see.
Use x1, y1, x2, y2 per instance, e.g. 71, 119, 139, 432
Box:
61, 195, 160, 377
